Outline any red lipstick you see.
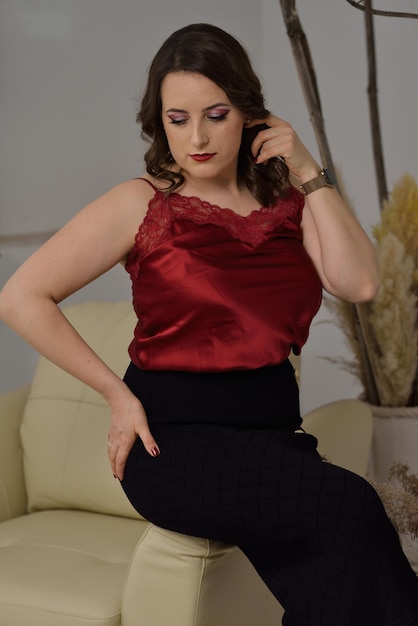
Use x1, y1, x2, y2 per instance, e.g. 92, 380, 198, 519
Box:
190, 153, 216, 162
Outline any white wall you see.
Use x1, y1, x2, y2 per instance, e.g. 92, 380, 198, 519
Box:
1, 1, 417, 412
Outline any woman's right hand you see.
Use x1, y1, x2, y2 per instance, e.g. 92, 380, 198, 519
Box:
107, 386, 160, 481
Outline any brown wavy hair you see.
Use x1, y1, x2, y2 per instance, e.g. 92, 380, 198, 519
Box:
138, 23, 289, 206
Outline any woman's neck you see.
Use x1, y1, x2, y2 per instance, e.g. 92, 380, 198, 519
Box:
178, 179, 262, 216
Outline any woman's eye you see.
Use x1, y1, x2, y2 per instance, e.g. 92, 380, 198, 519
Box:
166, 110, 230, 124
167, 116, 188, 125
207, 112, 229, 122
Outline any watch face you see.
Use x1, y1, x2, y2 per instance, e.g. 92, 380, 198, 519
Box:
323, 169, 334, 185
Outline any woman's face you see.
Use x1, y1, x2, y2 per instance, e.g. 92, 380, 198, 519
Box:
160, 72, 247, 185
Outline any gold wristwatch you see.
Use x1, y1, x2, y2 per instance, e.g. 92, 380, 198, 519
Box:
300, 169, 334, 195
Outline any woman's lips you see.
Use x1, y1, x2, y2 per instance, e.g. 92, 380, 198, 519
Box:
190, 153, 216, 162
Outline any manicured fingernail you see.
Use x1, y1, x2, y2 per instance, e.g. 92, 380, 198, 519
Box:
151, 446, 160, 457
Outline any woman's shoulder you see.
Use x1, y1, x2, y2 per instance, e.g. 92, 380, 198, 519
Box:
102, 175, 166, 221
111, 175, 161, 200
94, 177, 164, 251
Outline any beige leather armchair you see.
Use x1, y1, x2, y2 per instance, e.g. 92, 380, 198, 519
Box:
0, 301, 373, 626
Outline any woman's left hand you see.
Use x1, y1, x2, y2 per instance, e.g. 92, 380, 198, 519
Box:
246, 114, 319, 183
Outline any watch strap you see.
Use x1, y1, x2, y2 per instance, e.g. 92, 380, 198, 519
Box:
300, 169, 334, 195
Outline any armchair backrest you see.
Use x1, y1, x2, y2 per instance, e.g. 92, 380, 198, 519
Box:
20, 301, 142, 520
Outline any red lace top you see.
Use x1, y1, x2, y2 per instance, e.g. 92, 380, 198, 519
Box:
124, 181, 323, 372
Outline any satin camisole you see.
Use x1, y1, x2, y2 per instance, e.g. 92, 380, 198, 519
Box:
124, 181, 323, 372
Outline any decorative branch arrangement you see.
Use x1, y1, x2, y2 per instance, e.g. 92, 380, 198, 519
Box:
278, 0, 380, 404
326, 174, 418, 407
344, 0, 418, 20
278, 0, 418, 408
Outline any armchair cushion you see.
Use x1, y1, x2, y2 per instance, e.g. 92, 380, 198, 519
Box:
0, 509, 148, 626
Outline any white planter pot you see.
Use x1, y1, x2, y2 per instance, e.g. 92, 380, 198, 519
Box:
368, 405, 418, 482
368, 405, 418, 573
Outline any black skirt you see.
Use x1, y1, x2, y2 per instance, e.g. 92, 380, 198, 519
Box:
121, 361, 418, 626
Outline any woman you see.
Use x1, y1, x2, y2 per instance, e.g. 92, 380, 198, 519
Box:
1, 23, 417, 625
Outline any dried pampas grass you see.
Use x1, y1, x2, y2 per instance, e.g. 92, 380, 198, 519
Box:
370, 463, 418, 540
325, 174, 418, 407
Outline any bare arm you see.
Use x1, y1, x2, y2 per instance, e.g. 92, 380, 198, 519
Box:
0, 178, 159, 478
249, 114, 380, 303
300, 187, 379, 302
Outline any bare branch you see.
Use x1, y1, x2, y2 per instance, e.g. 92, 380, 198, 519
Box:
364, 0, 388, 205
345, 0, 418, 19
279, 0, 335, 173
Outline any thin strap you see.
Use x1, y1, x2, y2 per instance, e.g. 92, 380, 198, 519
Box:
135, 177, 159, 192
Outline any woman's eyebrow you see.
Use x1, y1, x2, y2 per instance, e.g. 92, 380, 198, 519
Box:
165, 102, 231, 114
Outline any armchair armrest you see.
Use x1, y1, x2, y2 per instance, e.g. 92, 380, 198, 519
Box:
303, 399, 373, 477
0, 385, 30, 521
122, 524, 282, 626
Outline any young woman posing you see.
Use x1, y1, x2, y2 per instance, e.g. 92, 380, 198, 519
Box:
1, 23, 417, 626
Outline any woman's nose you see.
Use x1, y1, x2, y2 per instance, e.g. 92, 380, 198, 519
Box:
190, 122, 209, 148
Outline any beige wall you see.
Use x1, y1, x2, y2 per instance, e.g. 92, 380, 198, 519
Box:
1, 0, 417, 412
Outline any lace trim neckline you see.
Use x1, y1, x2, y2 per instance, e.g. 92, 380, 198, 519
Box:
126, 183, 303, 269
169, 190, 272, 220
